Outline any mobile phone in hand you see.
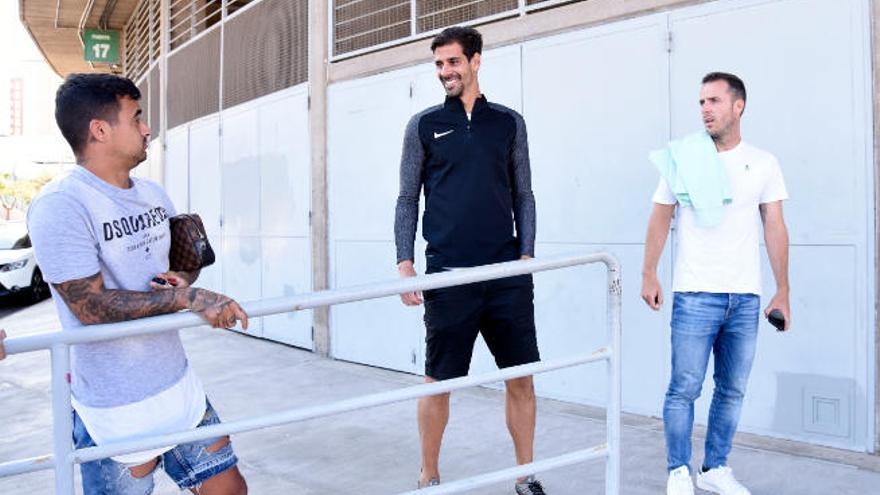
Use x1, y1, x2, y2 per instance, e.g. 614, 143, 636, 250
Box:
767, 309, 786, 332
152, 277, 168, 286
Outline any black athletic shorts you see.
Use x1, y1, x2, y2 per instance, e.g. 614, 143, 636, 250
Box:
422, 267, 540, 380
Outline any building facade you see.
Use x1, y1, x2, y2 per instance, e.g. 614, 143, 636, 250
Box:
20, 0, 880, 454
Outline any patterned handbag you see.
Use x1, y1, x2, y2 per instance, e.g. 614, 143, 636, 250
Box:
168, 214, 216, 272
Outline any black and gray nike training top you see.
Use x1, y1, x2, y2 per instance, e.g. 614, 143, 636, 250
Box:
394, 95, 536, 268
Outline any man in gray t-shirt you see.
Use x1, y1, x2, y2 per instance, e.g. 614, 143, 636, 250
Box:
29, 74, 248, 494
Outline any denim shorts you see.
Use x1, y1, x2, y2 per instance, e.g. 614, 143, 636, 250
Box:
73, 399, 239, 494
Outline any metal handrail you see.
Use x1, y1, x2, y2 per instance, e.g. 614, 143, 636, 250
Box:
0, 252, 622, 494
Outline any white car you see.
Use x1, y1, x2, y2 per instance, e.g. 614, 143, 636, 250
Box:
0, 222, 49, 302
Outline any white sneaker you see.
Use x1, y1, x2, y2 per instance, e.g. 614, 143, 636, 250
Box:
667, 466, 694, 495
696, 466, 751, 495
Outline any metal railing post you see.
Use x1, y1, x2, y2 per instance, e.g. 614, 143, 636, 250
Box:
604, 257, 622, 495
50, 344, 74, 494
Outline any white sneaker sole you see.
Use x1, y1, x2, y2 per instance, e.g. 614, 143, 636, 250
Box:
695, 477, 718, 493
695, 477, 749, 495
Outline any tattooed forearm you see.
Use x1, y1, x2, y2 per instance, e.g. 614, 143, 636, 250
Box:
53, 272, 192, 325
187, 288, 231, 313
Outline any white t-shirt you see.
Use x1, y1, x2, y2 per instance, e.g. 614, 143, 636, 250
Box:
652, 141, 788, 295
73, 366, 207, 464
28, 167, 206, 464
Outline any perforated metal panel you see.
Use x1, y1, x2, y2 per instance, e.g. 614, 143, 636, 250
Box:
226, 0, 256, 15
416, 0, 518, 33
124, 0, 157, 81
169, 0, 223, 51
222, 0, 309, 109
330, 0, 597, 58
333, 0, 412, 56
167, 28, 221, 128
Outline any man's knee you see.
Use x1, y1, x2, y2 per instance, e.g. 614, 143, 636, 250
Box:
505, 376, 535, 402
128, 457, 159, 479
713, 377, 747, 403
420, 391, 451, 409
196, 466, 247, 495
667, 374, 703, 403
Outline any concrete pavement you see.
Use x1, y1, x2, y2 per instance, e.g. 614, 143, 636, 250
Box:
1, 298, 879, 494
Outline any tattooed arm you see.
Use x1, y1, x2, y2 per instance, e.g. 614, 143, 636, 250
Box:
53, 272, 248, 329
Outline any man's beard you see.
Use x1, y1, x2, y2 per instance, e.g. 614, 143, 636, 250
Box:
445, 85, 463, 97
441, 76, 463, 97
706, 120, 727, 140
129, 149, 148, 169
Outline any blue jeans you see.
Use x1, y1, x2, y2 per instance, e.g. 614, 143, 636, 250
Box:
73, 399, 238, 494
663, 292, 759, 473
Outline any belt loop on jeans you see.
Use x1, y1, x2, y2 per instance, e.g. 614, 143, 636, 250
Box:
726, 293, 733, 319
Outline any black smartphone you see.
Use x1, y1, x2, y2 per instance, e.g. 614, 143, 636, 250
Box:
151, 277, 168, 286
767, 309, 786, 332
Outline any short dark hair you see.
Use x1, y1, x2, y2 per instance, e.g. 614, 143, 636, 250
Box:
55, 73, 141, 157
702, 72, 747, 114
430, 26, 482, 60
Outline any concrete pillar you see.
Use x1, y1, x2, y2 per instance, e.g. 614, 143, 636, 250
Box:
158, 0, 169, 186
310, 0, 330, 357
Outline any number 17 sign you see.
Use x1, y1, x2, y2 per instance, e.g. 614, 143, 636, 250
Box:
83, 30, 120, 64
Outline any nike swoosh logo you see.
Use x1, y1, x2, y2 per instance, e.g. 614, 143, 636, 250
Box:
433, 130, 454, 139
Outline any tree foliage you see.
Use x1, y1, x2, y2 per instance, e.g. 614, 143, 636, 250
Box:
0, 173, 55, 220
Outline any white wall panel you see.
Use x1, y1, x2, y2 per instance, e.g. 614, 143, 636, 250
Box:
518, 18, 672, 415
222, 236, 263, 336
218, 87, 312, 345
254, 89, 312, 348
329, 71, 414, 242
221, 108, 261, 237
164, 128, 189, 212
331, 241, 423, 373
328, 70, 420, 369
188, 117, 223, 293
262, 237, 312, 347
259, 91, 311, 238
523, 19, 669, 244
526, 243, 672, 415
220, 107, 264, 336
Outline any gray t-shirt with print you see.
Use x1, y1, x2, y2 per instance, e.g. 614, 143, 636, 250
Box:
28, 167, 188, 408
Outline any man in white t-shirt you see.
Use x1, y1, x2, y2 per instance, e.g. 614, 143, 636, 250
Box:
28, 74, 249, 494
640, 72, 790, 495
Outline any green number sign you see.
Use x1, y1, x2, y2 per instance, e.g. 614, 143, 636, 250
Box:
83, 30, 120, 63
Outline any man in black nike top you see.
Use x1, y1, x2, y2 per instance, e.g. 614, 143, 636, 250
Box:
394, 26, 545, 495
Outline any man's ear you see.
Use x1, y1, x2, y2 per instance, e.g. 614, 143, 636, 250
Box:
470, 52, 481, 73
88, 119, 109, 145
734, 99, 745, 118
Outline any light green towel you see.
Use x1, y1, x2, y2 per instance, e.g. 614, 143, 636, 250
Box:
649, 131, 732, 227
